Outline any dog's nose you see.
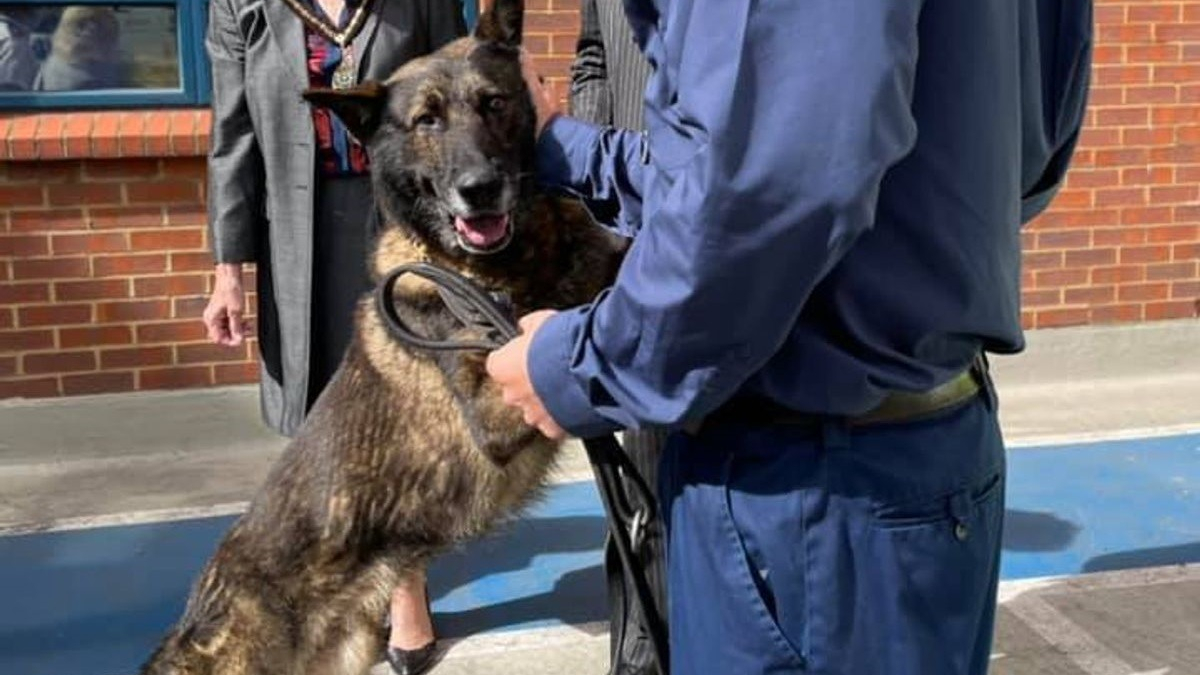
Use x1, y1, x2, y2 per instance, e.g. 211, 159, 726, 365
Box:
455, 170, 504, 211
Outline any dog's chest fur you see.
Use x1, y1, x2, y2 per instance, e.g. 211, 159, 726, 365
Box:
255, 195, 624, 562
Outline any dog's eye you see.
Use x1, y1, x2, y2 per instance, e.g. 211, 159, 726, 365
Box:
482, 95, 507, 114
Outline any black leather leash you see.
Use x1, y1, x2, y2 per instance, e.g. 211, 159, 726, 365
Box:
375, 262, 670, 674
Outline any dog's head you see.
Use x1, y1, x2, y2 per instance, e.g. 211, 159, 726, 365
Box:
53, 6, 121, 62
304, 0, 535, 260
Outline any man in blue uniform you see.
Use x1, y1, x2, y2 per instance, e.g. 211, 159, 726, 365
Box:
487, 1, 1093, 673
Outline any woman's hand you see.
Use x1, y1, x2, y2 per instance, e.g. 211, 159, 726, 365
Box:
203, 263, 249, 347
520, 50, 564, 137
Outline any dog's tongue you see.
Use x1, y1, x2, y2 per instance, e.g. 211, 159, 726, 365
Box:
455, 214, 510, 248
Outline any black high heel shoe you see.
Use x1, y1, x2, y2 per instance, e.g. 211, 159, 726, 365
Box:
384, 584, 440, 675
385, 641, 440, 675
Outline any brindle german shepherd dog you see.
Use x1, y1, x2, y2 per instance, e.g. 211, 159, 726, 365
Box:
140, 1, 623, 673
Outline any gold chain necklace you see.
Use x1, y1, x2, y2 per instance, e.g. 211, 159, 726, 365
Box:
279, 0, 377, 89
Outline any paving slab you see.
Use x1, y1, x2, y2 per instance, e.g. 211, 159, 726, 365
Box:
994, 565, 1200, 675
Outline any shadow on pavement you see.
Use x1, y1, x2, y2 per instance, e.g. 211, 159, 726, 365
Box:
1002, 509, 1081, 552
1083, 542, 1200, 573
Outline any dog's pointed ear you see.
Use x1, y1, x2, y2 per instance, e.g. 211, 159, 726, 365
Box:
303, 81, 388, 144
474, 0, 523, 48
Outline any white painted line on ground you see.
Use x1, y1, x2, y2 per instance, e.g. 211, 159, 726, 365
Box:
995, 575, 1070, 604
995, 564, 1200, 604
1005, 422, 1200, 448
438, 621, 609, 659
0, 502, 249, 536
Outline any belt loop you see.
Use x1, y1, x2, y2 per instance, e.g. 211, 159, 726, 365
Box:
820, 417, 850, 451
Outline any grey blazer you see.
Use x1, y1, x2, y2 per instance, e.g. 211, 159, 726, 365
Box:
205, 0, 466, 434
568, 0, 650, 130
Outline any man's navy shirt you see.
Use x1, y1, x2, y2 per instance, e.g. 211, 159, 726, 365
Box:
530, 0, 1093, 437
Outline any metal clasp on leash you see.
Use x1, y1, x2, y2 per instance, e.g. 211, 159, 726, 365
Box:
629, 507, 649, 554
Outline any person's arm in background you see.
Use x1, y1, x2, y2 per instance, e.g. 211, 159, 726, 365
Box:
511, 0, 925, 437
0, 17, 40, 91
1020, 0, 1092, 223
201, 0, 264, 346
569, 0, 611, 125
559, 0, 643, 234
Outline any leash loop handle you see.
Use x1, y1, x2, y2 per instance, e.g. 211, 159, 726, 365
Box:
375, 262, 519, 351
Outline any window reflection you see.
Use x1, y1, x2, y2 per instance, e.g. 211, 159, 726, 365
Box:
0, 4, 180, 93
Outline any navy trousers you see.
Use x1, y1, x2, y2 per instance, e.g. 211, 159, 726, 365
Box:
659, 394, 1006, 675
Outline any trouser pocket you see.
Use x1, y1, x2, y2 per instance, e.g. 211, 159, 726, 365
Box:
660, 430, 812, 675
720, 452, 809, 670
860, 467, 1006, 675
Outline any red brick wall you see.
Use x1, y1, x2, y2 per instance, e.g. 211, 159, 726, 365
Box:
1, 2, 1198, 400
0, 113, 259, 399
1021, 1, 1200, 328
525, 0, 582, 102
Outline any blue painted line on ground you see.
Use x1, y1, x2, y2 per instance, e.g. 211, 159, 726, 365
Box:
1, 433, 1198, 675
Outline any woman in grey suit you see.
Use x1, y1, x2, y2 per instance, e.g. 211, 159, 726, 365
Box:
200, 0, 465, 672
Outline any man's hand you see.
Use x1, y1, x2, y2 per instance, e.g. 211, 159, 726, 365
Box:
520, 50, 563, 137
203, 263, 248, 347
486, 310, 566, 440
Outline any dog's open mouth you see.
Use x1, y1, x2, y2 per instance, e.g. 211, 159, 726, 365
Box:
454, 214, 513, 254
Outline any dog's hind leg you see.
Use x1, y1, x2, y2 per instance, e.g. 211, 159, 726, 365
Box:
305, 610, 385, 675
300, 563, 397, 675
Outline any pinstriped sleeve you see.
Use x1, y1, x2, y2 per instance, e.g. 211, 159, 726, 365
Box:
569, 0, 612, 125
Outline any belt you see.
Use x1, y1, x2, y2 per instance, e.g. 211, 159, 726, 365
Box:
694, 360, 986, 433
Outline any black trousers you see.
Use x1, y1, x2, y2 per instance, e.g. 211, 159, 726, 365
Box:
307, 174, 375, 409
606, 428, 669, 675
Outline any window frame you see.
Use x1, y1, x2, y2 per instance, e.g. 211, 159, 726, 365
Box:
0, 0, 211, 109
